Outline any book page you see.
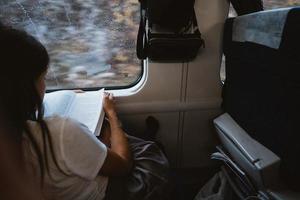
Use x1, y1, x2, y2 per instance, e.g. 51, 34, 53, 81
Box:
44, 91, 76, 117
67, 89, 104, 135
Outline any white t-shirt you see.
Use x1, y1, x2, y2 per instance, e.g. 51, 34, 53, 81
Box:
23, 116, 108, 200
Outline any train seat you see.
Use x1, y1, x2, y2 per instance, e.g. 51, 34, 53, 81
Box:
213, 7, 300, 199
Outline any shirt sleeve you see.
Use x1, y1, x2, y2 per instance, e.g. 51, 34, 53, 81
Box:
60, 118, 107, 180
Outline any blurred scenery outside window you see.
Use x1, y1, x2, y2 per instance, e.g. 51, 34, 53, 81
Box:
264, 0, 300, 9
0, 0, 141, 90
221, 0, 300, 82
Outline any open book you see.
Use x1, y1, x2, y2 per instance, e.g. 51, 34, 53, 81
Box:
43, 89, 105, 136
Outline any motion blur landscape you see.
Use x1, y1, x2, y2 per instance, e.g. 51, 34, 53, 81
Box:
1, 0, 299, 89
0, 0, 141, 89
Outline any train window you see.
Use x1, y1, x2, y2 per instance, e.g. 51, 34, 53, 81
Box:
264, 0, 300, 9
229, 4, 237, 18
220, 4, 236, 83
0, 0, 141, 90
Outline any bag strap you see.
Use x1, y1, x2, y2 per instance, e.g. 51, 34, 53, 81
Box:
137, 0, 147, 59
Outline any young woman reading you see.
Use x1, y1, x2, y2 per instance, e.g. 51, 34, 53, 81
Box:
0, 25, 169, 200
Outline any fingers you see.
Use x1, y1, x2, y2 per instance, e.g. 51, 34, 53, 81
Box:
103, 92, 117, 118
104, 92, 114, 101
109, 93, 113, 100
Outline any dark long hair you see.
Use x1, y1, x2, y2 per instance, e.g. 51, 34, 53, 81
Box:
0, 26, 63, 185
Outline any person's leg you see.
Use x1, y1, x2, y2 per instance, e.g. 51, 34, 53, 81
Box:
102, 119, 170, 200
126, 135, 170, 200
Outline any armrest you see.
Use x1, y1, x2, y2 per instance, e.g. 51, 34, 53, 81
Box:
213, 113, 280, 190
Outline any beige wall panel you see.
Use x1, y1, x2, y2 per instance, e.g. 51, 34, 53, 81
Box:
118, 62, 183, 105
181, 109, 222, 168
186, 0, 229, 101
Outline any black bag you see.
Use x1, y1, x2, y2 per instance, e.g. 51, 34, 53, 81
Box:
140, 0, 196, 32
137, 5, 205, 61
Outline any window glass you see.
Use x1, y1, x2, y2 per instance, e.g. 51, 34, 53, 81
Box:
264, 0, 300, 9
229, 4, 237, 18
0, 0, 141, 90
220, 4, 236, 83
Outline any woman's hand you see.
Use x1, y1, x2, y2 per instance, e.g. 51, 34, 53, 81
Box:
103, 92, 117, 118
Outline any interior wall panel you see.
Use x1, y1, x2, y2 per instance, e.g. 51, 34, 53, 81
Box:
181, 109, 222, 168
114, 0, 230, 168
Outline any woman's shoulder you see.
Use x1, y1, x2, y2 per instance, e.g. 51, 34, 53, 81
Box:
45, 115, 92, 137
26, 115, 65, 137
27, 116, 92, 141
27, 115, 78, 134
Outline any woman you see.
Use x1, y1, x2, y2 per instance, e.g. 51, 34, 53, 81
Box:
0, 26, 169, 200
